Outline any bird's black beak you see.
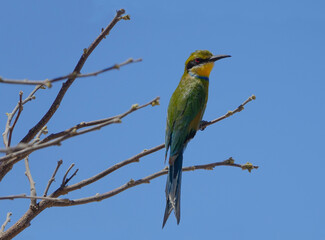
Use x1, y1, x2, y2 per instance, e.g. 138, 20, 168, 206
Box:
209, 55, 231, 62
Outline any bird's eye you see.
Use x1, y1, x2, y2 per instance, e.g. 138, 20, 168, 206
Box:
195, 58, 200, 63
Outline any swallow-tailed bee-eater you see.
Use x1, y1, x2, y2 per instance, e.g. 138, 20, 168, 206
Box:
163, 50, 231, 227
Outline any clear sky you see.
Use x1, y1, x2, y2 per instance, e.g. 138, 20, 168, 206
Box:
0, 0, 324, 239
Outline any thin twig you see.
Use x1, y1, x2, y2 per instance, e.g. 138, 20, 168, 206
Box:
0, 212, 12, 233
61, 164, 75, 187
7, 92, 23, 147
0, 143, 31, 153
32, 126, 48, 144
43, 160, 63, 197
24, 157, 37, 206
21, 85, 44, 105
64, 169, 79, 186
0, 118, 120, 161
200, 94, 256, 130
0, 194, 68, 202
0, 58, 142, 87
2, 87, 41, 148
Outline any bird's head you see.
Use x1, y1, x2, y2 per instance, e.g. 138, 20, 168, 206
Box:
185, 50, 231, 78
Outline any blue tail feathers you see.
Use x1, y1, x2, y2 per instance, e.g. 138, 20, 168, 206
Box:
162, 153, 183, 228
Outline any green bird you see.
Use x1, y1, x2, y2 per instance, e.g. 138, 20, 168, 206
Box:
163, 50, 231, 227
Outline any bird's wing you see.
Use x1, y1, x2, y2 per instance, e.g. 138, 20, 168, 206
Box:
166, 83, 207, 163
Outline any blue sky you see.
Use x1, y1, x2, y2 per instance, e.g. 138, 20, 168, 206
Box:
0, 0, 324, 239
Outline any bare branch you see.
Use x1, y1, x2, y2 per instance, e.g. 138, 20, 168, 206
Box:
22, 85, 44, 105
0, 158, 258, 205
200, 94, 256, 130
61, 144, 165, 194
0, 97, 160, 165
39, 96, 160, 145
52, 158, 258, 207
2, 87, 41, 148
0, 157, 258, 239
0, 58, 142, 87
0, 85, 43, 181
0, 212, 12, 233
0, 194, 68, 202
19, 9, 126, 145
0, 118, 119, 162
43, 160, 63, 197
24, 157, 37, 207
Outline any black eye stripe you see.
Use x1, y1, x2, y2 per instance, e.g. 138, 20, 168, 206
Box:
186, 58, 207, 70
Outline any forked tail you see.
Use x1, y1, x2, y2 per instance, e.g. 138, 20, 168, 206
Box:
162, 153, 183, 228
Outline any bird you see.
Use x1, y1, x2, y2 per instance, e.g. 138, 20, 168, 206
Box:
163, 50, 231, 228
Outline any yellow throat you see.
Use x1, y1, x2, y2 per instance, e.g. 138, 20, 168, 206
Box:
190, 62, 215, 78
